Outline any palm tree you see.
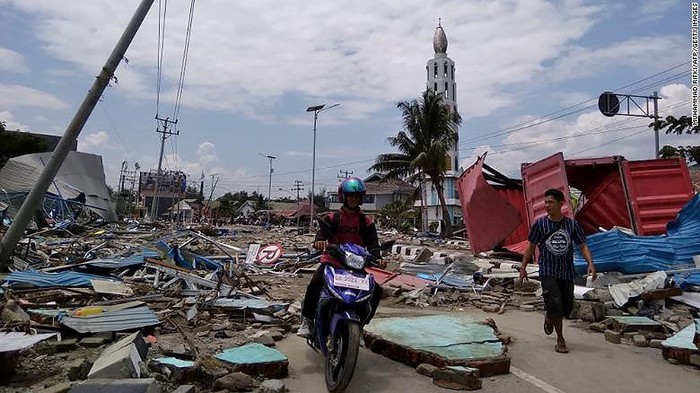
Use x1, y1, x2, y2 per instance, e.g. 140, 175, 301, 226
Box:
370, 90, 461, 237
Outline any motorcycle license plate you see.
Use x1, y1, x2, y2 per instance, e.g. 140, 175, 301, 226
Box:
333, 273, 370, 291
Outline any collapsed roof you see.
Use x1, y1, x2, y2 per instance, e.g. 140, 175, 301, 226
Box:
0, 151, 117, 222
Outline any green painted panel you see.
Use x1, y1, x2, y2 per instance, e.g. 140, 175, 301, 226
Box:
365, 315, 504, 360
154, 357, 195, 368
608, 316, 661, 326
216, 343, 288, 364
661, 319, 699, 350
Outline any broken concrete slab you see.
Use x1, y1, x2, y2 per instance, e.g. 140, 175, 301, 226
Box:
69, 378, 161, 393
363, 315, 510, 377
88, 343, 141, 379
150, 357, 200, 383
215, 343, 288, 378
606, 316, 664, 333
661, 319, 700, 365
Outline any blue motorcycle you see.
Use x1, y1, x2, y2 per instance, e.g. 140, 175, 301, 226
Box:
306, 242, 388, 393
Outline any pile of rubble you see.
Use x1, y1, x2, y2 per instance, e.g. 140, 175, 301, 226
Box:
1, 219, 698, 392
0, 223, 322, 393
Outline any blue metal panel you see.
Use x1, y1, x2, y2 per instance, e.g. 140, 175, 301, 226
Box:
574, 194, 700, 274
4, 270, 116, 287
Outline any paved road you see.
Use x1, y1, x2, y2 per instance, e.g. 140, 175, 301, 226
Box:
277, 307, 699, 393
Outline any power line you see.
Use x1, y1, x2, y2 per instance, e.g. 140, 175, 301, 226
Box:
458, 61, 691, 146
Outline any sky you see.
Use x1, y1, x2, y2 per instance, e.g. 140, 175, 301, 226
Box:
0, 0, 697, 200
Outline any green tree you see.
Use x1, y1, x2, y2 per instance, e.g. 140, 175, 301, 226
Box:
369, 90, 461, 237
308, 187, 329, 213
650, 115, 700, 165
0, 126, 48, 169
377, 199, 417, 232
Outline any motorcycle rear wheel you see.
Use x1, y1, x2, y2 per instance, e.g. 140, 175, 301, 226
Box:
325, 320, 360, 393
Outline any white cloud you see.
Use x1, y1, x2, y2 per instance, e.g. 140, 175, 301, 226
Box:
550, 36, 686, 82
4, 0, 605, 122
0, 84, 67, 110
80, 130, 111, 150
0, 47, 27, 73
462, 82, 695, 177
0, 111, 30, 131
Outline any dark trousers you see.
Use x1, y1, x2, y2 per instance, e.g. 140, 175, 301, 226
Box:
301, 264, 383, 323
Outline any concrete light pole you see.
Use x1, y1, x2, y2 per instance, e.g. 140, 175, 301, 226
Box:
306, 103, 339, 231
0, 0, 155, 269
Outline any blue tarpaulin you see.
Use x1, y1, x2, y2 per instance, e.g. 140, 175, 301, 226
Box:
86, 249, 158, 269
3, 270, 118, 287
574, 194, 700, 275
154, 240, 223, 270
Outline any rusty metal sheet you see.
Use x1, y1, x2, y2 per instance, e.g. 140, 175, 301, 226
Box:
456, 154, 523, 253
521, 152, 572, 227
623, 158, 694, 235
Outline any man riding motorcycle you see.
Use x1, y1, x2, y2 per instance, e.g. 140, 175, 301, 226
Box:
297, 177, 385, 338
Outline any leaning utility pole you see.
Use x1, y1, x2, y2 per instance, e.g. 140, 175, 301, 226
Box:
150, 116, 178, 220
0, 0, 155, 270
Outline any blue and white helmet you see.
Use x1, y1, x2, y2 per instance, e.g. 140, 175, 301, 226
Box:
338, 177, 366, 204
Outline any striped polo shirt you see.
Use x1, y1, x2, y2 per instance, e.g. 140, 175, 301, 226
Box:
528, 216, 586, 280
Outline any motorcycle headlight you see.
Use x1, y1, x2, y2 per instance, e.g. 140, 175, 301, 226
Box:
344, 252, 365, 270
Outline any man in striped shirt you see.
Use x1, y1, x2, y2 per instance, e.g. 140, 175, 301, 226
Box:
520, 188, 596, 354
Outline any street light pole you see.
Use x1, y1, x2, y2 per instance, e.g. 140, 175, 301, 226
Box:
260, 153, 276, 226
306, 103, 339, 231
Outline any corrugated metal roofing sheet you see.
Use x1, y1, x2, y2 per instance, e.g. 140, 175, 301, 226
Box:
574, 194, 700, 274
3, 270, 118, 288
57, 305, 160, 333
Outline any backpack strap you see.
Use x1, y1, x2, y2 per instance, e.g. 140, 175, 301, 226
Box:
330, 211, 341, 234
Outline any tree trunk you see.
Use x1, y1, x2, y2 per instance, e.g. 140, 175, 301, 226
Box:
433, 180, 453, 238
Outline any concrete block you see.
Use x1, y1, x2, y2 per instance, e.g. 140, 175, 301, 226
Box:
432, 366, 482, 391
604, 330, 621, 344
649, 339, 664, 348
69, 378, 160, 393
690, 354, 700, 367
80, 336, 108, 348
575, 301, 606, 322
589, 322, 607, 333
416, 363, 438, 377
49, 338, 79, 353
109, 332, 149, 360
257, 379, 285, 393
88, 343, 141, 379
213, 372, 253, 391
633, 335, 648, 347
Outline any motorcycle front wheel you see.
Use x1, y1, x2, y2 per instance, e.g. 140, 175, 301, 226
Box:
325, 320, 360, 393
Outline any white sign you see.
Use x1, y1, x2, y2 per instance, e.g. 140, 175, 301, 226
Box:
333, 273, 370, 291
256, 244, 284, 265
245, 244, 261, 264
